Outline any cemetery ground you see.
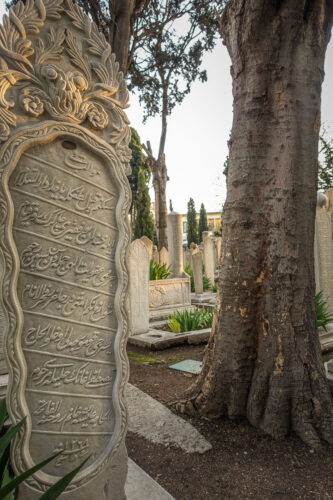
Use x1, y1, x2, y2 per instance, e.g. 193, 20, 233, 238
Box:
127, 344, 333, 500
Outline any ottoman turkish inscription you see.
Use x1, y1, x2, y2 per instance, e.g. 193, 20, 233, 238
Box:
0, 1, 131, 498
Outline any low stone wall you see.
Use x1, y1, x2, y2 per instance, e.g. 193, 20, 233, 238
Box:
149, 275, 191, 319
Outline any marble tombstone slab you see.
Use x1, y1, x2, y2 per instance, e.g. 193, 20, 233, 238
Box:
0, 1, 131, 498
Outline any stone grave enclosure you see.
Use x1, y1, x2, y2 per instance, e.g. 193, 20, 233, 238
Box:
0, 1, 131, 498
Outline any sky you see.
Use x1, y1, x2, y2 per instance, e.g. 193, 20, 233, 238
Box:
0, 2, 332, 214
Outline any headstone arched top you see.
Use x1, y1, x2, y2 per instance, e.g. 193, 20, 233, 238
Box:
0, 0, 131, 174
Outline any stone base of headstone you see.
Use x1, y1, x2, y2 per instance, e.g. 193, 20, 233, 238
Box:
128, 326, 211, 350
191, 291, 217, 306
18, 444, 128, 499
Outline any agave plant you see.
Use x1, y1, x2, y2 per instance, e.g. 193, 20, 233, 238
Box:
0, 401, 88, 499
149, 260, 172, 280
316, 291, 333, 331
168, 307, 214, 333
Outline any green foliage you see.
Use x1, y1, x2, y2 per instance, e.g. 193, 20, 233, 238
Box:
199, 308, 214, 328
212, 284, 218, 293
184, 264, 195, 292
203, 275, 212, 291
128, 128, 150, 209
187, 198, 198, 246
127, 351, 158, 365
318, 134, 333, 191
168, 317, 182, 334
168, 308, 213, 333
129, 2, 220, 122
134, 167, 154, 240
0, 401, 87, 499
198, 203, 208, 243
149, 260, 172, 280
316, 291, 333, 331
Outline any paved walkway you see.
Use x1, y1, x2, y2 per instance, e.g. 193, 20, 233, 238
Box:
126, 383, 212, 454
126, 458, 175, 500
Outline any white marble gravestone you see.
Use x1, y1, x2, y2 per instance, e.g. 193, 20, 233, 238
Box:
128, 240, 149, 335
140, 236, 154, 260
203, 233, 215, 286
167, 212, 184, 277
192, 251, 203, 294
0, 1, 131, 498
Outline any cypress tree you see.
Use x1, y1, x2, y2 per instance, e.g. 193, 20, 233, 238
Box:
187, 198, 198, 247
198, 203, 208, 243
134, 168, 154, 241
128, 127, 150, 226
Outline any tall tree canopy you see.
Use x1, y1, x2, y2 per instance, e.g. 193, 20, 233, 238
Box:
180, 0, 333, 448
187, 197, 198, 247
198, 203, 208, 243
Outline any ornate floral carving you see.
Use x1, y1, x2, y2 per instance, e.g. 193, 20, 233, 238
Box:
20, 92, 44, 116
0, 0, 131, 169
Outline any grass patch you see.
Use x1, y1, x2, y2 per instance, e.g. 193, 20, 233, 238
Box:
127, 351, 158, 365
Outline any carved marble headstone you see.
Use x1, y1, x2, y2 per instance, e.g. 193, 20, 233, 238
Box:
128, 240, 149, 335
140, 236, 153, 261
0, 1, 131, 498
192, 251, 203, 294
167, 212, 184, 277
203, 233, 215, 286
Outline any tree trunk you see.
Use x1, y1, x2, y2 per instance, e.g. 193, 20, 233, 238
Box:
143, 141, 169, 250
152, 154, 168, 250
181, 0, 333, 447
109, 0, 135, 75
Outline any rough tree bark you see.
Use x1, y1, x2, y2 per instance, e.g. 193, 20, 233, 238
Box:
108, 0, 147, 75
181, 0, 333, 447
143, 141, 168, 250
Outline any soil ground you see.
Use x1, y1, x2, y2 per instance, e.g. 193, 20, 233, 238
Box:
126, 344, 333, 500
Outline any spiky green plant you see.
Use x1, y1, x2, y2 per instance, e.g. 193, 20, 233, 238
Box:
199, 308, 214, 328
203, 275, 212, 291
316, 291, 333, 331
168, 308, 213, 333
0, 400, 89, 499
149, 260, 172, 280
